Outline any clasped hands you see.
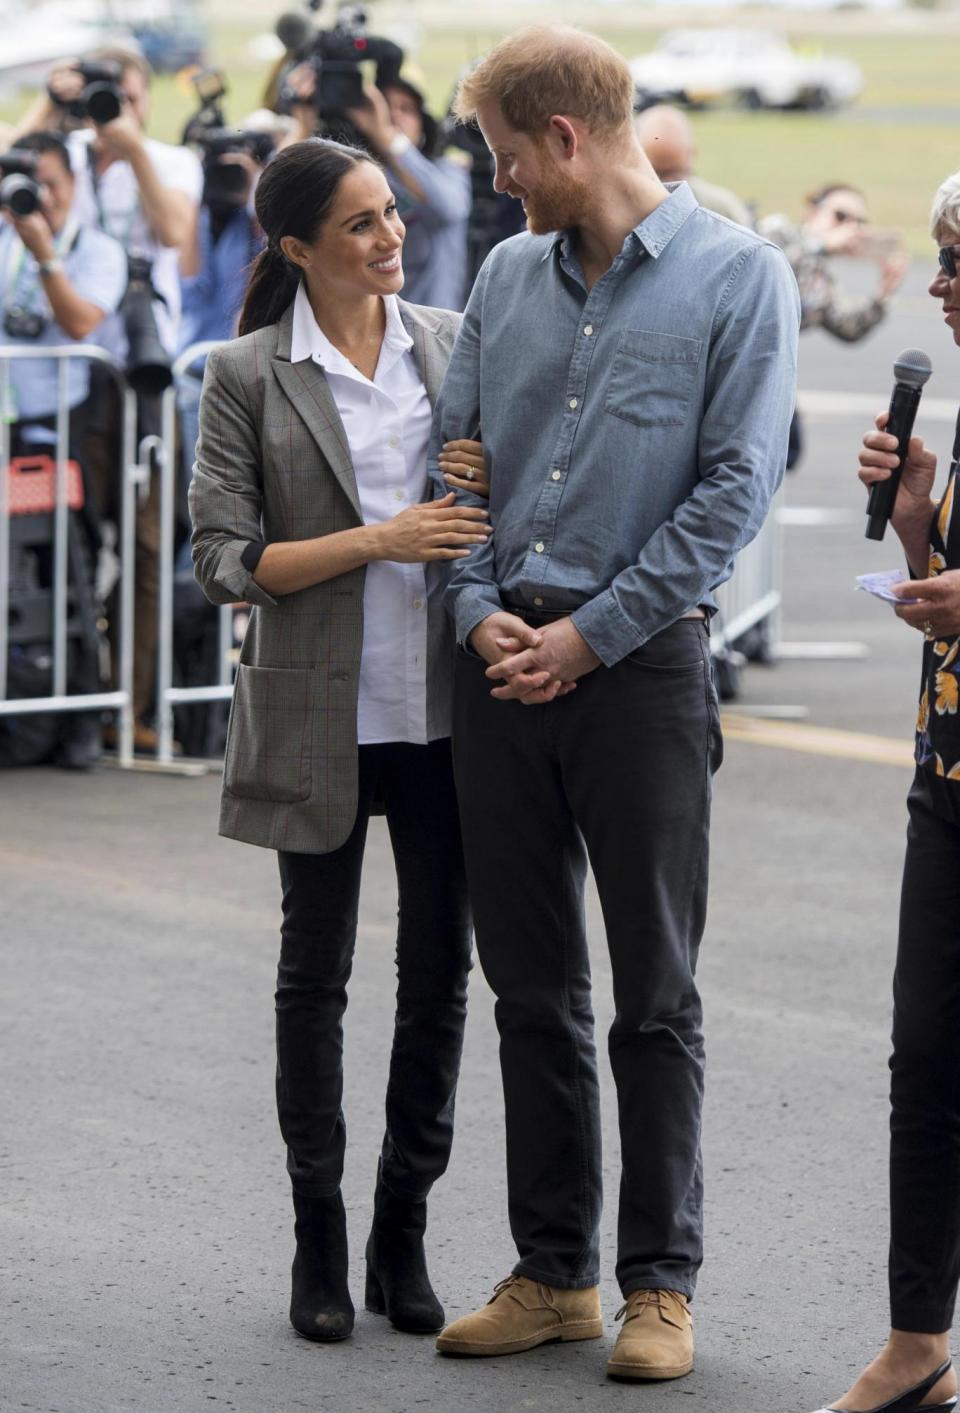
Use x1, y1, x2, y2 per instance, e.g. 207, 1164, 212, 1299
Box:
469, 611, 600, 704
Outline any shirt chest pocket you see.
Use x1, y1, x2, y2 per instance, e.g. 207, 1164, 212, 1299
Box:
603, 329, 703, 430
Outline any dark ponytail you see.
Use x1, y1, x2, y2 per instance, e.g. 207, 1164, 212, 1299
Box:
239, 138, 381, 337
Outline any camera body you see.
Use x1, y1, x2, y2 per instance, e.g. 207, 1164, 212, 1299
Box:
276, 2, 403, 137
49, 60, 124, 126
0, 149, 42, 218
122, 257, 172, 395
197, 127, 274, 213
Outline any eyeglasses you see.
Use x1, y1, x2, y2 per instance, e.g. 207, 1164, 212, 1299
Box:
939, 245, 960, 279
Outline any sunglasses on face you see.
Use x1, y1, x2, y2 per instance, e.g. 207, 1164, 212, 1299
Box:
830, 209, 867, 225
940, 245, 960, 279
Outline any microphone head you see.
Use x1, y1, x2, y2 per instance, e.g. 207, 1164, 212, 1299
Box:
276, 11, 313, 51
894, 348, 933, 389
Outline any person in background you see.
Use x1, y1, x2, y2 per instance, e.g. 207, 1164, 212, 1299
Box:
13, 47, 203, 752
0, 131, 126, 768
634, 104, 752, 227
285, 71, 472, 310
760, 183, 909, 471
176, 115, 275, 553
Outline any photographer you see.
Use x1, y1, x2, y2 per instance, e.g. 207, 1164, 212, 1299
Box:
176, 124, 272, 541
286, 74, 471, 310
14, 47, 203, 751
759, 182, 910, 470
0, 131, 127, 767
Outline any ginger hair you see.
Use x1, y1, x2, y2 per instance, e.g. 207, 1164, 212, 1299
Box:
453, 26, 635, 142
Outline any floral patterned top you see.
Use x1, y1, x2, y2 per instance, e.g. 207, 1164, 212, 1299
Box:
915, 426, 960, 778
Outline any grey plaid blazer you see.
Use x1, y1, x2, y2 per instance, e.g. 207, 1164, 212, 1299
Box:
189, 298, 462, 855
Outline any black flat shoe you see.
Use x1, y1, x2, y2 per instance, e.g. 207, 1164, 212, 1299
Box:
811, 1358, 957, 1413
289, 1191, 355, 1342
364, 1173, 444, 1334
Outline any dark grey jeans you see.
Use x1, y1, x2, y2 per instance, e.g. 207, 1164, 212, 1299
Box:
276, 739, 472, 1203
452, 618, 722, 1297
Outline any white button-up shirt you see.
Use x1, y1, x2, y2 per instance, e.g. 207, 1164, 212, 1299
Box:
290, 286, 435, 745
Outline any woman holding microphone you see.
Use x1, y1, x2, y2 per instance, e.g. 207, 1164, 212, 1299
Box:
189, 138, 494, 1345
810, 170, 960, 1413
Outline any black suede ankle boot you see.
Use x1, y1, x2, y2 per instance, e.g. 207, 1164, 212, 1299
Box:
289, 1191, 355, 1342
364, 1175, 444, 1334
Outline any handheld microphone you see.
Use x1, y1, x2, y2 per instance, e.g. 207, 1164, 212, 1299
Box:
865, 348, 933, 541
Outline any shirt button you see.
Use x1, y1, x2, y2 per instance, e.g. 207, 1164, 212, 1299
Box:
394, 491, 404, 502
568, 397, 578, 410
551, 470, 561, 482
388, 437, 400, 450
583, 325, 593, 336
534, 542, 545, 554
413, 598, 424, 610
533, 596, 544, 606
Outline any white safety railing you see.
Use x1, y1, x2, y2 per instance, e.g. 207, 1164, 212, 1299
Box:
0, 345, 139, 766
711, 488, 783, 658
156, 342, 233, 766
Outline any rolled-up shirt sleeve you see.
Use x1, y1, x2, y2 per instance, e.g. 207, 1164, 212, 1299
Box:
571, 242, 800, 666
188, 346, 278, 609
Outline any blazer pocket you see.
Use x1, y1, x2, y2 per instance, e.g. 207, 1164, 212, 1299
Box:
223, 664, 314, 804
604, 329, 703, 430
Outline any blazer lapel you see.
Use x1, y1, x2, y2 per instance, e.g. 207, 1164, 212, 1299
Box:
270, 308, 362, 520
399, 302, 444, 407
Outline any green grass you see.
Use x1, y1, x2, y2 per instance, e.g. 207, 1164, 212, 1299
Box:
1, 19, 957, 255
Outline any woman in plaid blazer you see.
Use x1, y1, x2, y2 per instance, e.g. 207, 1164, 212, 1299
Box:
190, 139, 490, 1346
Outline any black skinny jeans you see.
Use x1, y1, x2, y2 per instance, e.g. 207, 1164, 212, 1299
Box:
453, 618, 722, 1297
890, 766, 960, 1331
275, 739, 472, 1202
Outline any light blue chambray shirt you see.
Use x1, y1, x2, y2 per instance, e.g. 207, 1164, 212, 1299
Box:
432, 182, 800, 667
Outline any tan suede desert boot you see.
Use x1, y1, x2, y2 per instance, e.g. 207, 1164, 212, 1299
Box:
436, 1275, 602, 1357
606, 1288, 694, 1381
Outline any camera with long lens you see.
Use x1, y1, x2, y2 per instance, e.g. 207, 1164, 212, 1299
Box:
274, 0, 403, 142
197, 128, 275, 215
0, 148, 42, 219
49, 60, 124, 126
121, 257, 172, 395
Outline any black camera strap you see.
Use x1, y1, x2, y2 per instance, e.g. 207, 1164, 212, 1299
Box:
85, 139, 140, 246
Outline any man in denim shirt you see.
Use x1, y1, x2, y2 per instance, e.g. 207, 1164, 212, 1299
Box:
433, 26, 799, 1379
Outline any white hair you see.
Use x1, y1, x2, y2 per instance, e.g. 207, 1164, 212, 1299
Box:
931, 170, 960, 242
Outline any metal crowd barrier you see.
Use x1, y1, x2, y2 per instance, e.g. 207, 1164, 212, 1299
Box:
151, 342, 788, 766
711, 488, 784, 660
0, 345, 139, 767
156, 341, 232, 767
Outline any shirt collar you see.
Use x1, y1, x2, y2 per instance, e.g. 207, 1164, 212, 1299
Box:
539, 180, 698, 265
289, 286, 412, 381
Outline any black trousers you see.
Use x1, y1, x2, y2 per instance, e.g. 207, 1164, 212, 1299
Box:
275, 739, 472, 1202
889, 766, 960, 1331
452, 620, 722, 1296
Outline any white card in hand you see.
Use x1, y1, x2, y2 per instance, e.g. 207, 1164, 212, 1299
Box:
856, 570, 919, 604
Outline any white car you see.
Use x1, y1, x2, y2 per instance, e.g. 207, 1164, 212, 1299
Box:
630, 29, 863, 112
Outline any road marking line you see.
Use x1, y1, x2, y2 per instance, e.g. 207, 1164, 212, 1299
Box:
800, 389, 957, 422
721, 713, 915, 768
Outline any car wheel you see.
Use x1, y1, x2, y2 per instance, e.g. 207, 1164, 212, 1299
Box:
738, 88, 764, 111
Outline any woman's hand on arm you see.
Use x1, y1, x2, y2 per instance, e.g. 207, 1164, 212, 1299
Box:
438, 439, 490, 498
858, 410, 938, 574
253, 493, 491, 596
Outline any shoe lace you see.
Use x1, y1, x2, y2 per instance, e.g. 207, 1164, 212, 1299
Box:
614, 1289, 681, 1324
488, 1275, 523, 1305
